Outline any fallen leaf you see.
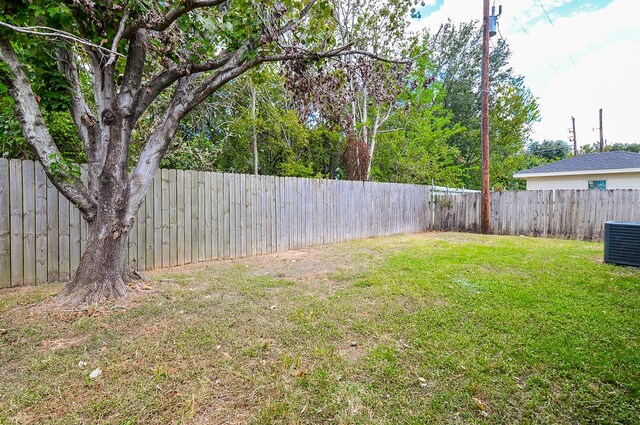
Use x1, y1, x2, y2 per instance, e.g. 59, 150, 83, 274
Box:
472, 396, 487, 412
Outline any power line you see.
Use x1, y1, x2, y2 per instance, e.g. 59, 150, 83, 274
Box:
512, 16, 528, 34
537, 0, 554, 26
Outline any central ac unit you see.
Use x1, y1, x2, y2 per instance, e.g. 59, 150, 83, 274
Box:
604, 221, 640, 267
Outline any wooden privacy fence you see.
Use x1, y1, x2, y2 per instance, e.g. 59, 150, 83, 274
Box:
0, 158, 430, 288
432, 189, 640, 240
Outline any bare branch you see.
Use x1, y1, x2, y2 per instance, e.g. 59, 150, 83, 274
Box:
122, 0, 227, 38
0, 21, 125, 58
0, 37, 97, 220
277, 0, 318, 37
266, 45, 410, 65
106, 8, 130, 66
132, 51, 235, 122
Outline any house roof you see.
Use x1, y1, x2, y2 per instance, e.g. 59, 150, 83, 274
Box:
514, 151, 640, 178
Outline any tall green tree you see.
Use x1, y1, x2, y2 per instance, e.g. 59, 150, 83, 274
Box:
0, 0, 406, 304
427, 21, 539, 189
372, 42, 463, 186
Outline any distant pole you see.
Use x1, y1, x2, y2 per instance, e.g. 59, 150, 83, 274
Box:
599, 108, 604, 152
571, 116, 577, 156
481, 0, 491, 234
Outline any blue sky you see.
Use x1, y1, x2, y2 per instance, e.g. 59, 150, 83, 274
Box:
411, 0, 640, 147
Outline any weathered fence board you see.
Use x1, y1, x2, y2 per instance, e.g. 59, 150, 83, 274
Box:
9, 160, 23, 286
432, 189, 640, 240
0, 160, 10, 287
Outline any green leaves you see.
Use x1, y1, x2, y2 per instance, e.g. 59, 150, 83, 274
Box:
48, 152, 81, 182
427, 21, 539, 189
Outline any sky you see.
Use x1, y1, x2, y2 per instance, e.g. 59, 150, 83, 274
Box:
410, 0, 640, 149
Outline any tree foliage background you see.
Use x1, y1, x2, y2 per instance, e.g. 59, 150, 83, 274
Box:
1, 1, 560, 190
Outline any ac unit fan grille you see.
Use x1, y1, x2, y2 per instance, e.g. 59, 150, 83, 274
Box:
604, 222, 640, 267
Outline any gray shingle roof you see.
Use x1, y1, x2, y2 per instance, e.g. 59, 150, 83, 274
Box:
515, 151, 640, 176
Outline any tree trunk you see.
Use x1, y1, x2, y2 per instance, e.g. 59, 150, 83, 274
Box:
58, 220, 131, 305
251, 82, 259, 175
57, 107, 136, 305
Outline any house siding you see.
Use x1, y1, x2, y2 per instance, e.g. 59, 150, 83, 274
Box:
525, 172, 640, 190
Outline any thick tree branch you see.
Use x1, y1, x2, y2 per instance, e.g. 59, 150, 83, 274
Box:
0, 37, 97, 220
86, 49, 115, 191
122, 0, 228, 39
120, 30, 147, 119
55, 46, 99, 154
132, 51, 235, 122
106, 8, 130, 66
126, 77, 192, 221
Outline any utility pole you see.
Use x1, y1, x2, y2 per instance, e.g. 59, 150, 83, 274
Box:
481, 0, 491, 234
599, 108, 604, 152
570, 116, 577, 156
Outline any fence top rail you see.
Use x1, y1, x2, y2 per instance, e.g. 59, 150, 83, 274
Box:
431, 185, 479, 194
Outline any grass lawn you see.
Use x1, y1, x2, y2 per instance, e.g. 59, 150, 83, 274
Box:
0, 232, 638, 424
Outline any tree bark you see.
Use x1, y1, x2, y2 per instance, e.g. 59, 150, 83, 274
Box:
251, 81, 259, 175
58, 222, 130, 305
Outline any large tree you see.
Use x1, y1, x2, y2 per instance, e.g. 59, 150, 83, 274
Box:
372, 41, 463, 186
427, 20, 539, 189
0, 0, 405, 304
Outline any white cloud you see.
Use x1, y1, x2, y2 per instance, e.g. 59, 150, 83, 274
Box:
410, 0, 640, 145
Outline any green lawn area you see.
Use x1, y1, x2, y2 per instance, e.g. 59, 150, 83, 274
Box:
0, 233, 638, 424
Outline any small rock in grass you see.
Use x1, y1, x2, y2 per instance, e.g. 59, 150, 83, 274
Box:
78, 360, 88, 369
269, 305, 276, 310
350, 341, 357, 347
89, 368, 102, 379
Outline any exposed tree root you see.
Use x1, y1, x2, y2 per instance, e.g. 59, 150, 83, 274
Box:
56, 273, 130, 307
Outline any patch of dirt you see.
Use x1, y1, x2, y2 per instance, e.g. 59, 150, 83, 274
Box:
147, 233, 431, 288
41, 335, 88, 351
338, 344, 366, 363
2, 233, 439, 333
